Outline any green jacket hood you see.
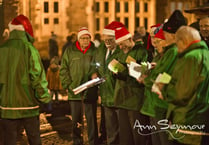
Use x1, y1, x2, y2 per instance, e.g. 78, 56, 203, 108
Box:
9, 30, 35, 43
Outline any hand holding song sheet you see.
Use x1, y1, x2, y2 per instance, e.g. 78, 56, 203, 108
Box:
128, 61, 151, 79
151, 72, 172, 99
108, 59, 126, 73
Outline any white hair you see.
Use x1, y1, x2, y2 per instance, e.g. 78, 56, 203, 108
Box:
176, 26, 201, 42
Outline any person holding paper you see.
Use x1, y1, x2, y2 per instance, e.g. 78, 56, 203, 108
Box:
113, 26, 150, 145
161, 26, 209, 145
60, 27, 98, 145
140, 10, 187, 145
95, 21, 124, 145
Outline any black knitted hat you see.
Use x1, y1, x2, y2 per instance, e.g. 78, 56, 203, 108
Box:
163, 10, 187, 33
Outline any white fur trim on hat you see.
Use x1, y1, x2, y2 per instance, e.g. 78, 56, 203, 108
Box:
78, 27, 91, 40
116, 33, 132, 43
102, 29, 115, 36
8, 22, 25, 32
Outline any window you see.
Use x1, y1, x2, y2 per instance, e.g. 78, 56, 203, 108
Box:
54, 2, 59, 13
96, 18, 100, 31
135, 17, 140, 28
177, 2, 183, 11
95, 2, 100, 12
135, 1, 140, 13
116, 2, 120, 12
54, 18, 59, 24
124, 2, 128, 12
185, 2, 190, 10
125, 17, 129, 28
44, 18, 49, 24
144, 18, 148, 29
116, 17, 120, 22
104, 2, 109, 12
144, 2, 148, 12
170, 2, 176, 13
105, 17, 109, 26
44, 2, 49, 13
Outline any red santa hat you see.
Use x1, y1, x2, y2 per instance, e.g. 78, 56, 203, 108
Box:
77, 27, 91, 40
150, 24, 161, 35
146, 24, 164, 50
154, 27, 165, 40
8, 14, 34, 37
115, 27, 132, 43
103, 21, 125, 36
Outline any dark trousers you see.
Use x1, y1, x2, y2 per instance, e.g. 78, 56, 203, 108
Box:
70, 101, 83, 145
201, 121, 209, 145
0, 119, 3, 145
85, 103, 98, 145
1, 116, 41, 145
104, 107, 119, 145
150, 117, 172, 145
118, 108, 151, 145
170, 141, 188, 145
99, 105, 107, 139
70, 100, 98, 145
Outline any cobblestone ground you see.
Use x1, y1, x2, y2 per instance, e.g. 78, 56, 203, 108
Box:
15, 100, 105, 145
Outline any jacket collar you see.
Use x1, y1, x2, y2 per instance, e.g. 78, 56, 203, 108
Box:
178, 40, 208, 58
76, 41, 92, 54
9, 30, 34, 43
163, 43, 176, 54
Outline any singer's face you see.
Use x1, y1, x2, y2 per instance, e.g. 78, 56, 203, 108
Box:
79, 34, 91, 49
103, 35, 116, 50
199, 17, 209, 38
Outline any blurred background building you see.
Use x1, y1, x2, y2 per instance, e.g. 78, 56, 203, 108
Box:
0, 0, 208, 57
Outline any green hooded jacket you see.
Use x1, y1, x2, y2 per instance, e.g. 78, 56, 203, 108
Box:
95, 42, 121, 107
60, 41, 97, 100
140, 43, 178, 118
0, 30, 51, 119
114, 41, 148, 111
164, 41, 209, 145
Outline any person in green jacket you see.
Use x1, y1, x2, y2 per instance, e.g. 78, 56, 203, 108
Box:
140, 10, 187, 145
60, 27, 98, 145
160, 26, 209, 145
113, 26, 150, 145
0, 15, 51, 145
95, 21, 124, 145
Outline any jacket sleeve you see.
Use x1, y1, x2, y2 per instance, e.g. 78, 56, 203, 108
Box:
29, 45, 51, 103
59, 48, 72, 90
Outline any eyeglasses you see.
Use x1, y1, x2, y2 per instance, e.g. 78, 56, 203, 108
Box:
80, 37, 90, 40
200, 24, 209, 29
104, 39, 115, 43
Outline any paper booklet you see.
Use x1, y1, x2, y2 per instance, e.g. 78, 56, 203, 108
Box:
151, 72, 172, 96
126, 55, 136, 64
128, 61, 151, 79
155, 72, 171, 84
73, 77, 105, 95
108, 59, 126, 73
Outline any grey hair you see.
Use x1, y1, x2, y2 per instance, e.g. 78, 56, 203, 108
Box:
176, 26, 201, 42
